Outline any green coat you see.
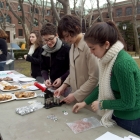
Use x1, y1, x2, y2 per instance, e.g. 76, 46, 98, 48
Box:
85, 50, 140, 120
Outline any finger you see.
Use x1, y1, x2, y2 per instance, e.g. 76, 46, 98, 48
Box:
72, 105, 77, 113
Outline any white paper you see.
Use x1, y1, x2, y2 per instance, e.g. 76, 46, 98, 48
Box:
6, 59, 14, 65
95, 132, 123, 140
128, 135, 140, 140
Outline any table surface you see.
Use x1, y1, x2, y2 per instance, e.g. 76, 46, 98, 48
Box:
0, 71, 139, 140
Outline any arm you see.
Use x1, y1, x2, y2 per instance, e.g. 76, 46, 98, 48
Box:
73, 46, 99, 102
26, 47, 42, 64
102, 60, 137, 111
84, 86, 99, 105
0, 39, 7, 61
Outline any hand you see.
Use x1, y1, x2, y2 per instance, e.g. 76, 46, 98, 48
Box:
72, 102, 86, 113
24, 54, 27, 59
91, 101, 99, 112
45, 79, 52, 87
61, 93, 75, 104
52, 78, 62, 88
54, 85, 66, 97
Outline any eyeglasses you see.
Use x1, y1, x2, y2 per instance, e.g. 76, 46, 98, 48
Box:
43, 36, 56, 43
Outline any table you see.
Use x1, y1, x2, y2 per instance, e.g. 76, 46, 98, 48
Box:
0, 72, 139, 140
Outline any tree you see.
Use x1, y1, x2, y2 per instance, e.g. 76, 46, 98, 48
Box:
0, 0, 9, 30
131, 0, 140, 56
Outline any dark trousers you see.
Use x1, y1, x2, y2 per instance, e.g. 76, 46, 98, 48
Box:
112, 115, 140, 136
0, 63, 5, 71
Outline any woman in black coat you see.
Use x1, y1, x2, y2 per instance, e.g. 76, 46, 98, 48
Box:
0, 29, 8, 71
24, 31, 43, 83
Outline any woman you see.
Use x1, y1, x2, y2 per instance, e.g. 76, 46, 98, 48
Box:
72, 21, 140, 136
24, 31, 43, 82
54, 15, 99, 104
0, 29, 8, 71
40, 22, 70, 88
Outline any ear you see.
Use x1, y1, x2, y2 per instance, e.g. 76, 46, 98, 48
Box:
105, 41, 110, 49
56, 33, 58, 37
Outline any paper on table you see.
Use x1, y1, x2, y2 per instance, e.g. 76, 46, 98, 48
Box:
6, 59, 14, 65
128, 135, 140, 140
67, 117, 101, 134
95, 132, 123, 140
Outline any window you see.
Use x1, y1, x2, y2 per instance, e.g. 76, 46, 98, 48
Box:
92, 16, 94, 20
126, 7, 132, 15
137, 5, 140, 14
30, 7, 39, 14
106, 13, 109, 18
18, 16, 22, 24
18, 5, 21, 11
0, 2, 4, 8
35, 8, 39, 14
0, 17, 3, 22
6, 15, 11, 23
6, 3, 9, 9
116, 8, 122, 17
34, 18, 38, 26
18, 29, 23, 36
46, 10, 50, 16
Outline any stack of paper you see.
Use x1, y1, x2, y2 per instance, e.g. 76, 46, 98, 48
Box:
95, 132, 140, 140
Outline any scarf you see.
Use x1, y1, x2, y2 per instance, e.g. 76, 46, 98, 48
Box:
28, 45, 35, 56
97, 41, 124, 127
42, 38, 62, 57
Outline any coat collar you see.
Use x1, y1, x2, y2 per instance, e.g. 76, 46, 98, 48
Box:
70, 36, 85, 67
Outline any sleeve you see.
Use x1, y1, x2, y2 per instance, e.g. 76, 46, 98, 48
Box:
26, 47, 41, 64
84, 86, 99, 105
0, 39, 7, 61
73, 45, 99, 102
40, 49, 49, 81
60, 44, 70, 82
102, 60, 137, 111
61, 70, 69, 82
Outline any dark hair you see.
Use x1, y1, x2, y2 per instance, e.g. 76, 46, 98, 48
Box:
40, 22, 57, 36
58, 14, 81, 39
29, 31, 42, 48
0, 29, 8, 39
84, 21, 125, 48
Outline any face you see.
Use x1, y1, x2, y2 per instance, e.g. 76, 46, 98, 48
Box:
30, 33, 37, 44
42, 34, 58, 48
62, 31, 77, 44
86, 41, 110, 58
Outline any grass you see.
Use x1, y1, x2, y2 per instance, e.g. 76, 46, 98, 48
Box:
14, 52, 140, 77
14, 59, 31, 77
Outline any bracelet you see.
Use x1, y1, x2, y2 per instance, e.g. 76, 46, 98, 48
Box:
99, 100, 103, 110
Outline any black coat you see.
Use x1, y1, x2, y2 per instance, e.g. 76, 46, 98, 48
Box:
41, 42, 70, 82
26, 46, 42, 78
0, 38, 7, 61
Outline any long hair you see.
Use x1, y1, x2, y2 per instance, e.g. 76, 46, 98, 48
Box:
84, 21, 126, 49
0, 29, 8, 39
28, 31, 42, 48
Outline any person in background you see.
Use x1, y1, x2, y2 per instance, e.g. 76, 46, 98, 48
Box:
40, 23, 70, 88
24, 31, 43, 83
54, 15, 99, 104
72, 21, 140, 136
0, 29, 8, 71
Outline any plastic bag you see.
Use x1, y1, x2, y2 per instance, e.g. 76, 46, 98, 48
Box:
66, 117, 101, 134
15, 102, 44, 116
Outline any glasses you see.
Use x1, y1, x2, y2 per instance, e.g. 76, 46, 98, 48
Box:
43, 36, 56, 43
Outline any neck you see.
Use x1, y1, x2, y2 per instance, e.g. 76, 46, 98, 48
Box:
74, 33, 83, 47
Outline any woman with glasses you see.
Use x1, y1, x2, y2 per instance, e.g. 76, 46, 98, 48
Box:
40, 23, 70, 88
24, 31, 43, 83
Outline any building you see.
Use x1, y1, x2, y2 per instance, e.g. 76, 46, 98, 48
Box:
0, 0, 53, 44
